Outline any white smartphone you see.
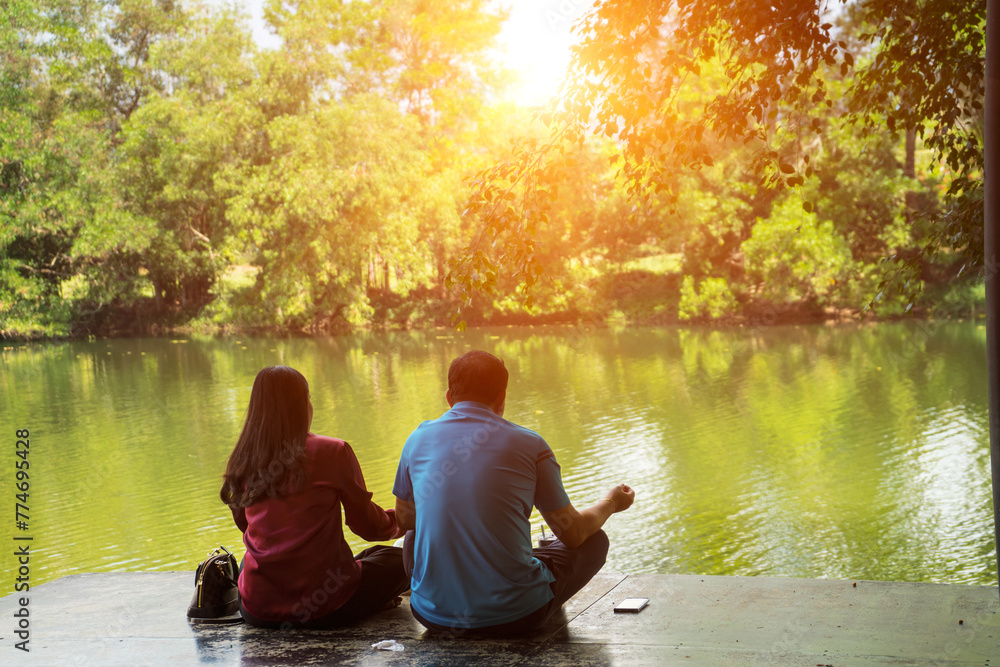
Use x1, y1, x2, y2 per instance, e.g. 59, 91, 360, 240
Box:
613, 597, 649, 613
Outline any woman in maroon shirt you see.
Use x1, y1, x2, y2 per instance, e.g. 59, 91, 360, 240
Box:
220, 365, 407, 628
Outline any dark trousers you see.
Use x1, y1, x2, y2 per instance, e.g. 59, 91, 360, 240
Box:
404, 529, 610, 637
240, 545, 409, 630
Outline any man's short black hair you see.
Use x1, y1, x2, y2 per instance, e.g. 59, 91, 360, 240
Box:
448, 350, 508, 405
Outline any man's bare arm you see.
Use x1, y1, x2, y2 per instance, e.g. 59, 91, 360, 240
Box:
540, 484, 635, 549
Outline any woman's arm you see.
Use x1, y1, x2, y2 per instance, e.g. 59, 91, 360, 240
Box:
394, 497, 416, 532
231, 505, 248, 533
337, 442, 405, 541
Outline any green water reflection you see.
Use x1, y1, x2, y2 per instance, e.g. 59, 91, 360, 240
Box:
1, 322, 995, 586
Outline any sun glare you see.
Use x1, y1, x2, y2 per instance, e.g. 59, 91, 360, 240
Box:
208, 0, 589, 108
495, 1, 590, 107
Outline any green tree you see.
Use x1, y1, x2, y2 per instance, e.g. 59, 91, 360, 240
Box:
344, 0, 510, 297
742, 194, 854, 306
116, 3, 257, 315
0, 0, 64, 335
221, 94, 434, 331
0, 0, 188, 336
214, 0, 509, 331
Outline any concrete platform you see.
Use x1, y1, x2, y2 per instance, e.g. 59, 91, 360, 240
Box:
1, 572, 997, 665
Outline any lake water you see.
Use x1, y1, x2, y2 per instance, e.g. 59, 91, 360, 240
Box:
1, 322, 995, 587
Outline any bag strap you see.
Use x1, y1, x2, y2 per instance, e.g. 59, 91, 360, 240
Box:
195, 547, 239, 593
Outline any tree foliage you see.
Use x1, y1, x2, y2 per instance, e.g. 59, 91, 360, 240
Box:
0, 0, 985, 338
454, 0, 985, 322
216, 0, 508, 332
1, 0, 180, 334
1, 0, 510, 336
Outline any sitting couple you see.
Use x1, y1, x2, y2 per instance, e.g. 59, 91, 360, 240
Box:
221, 350, 635, 635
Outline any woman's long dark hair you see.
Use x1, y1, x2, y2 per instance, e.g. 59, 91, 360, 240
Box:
220, 366, 310, 508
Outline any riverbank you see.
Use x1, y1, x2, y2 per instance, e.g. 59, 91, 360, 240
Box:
2, 264, 985, 342
1, 571, 995, 665
0, 295, 982, 343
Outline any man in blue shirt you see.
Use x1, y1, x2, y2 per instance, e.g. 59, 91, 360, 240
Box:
393, 350, 635, 636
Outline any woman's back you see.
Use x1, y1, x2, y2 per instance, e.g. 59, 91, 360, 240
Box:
222, 366, 407, 628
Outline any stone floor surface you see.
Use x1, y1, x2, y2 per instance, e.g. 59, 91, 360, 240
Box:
1, 571, 997, 665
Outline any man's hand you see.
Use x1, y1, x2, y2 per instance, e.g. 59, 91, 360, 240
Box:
604, 484, 635, 513
540, 483, 635, 549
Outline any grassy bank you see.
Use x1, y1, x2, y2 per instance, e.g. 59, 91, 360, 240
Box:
1, 255, 985, 342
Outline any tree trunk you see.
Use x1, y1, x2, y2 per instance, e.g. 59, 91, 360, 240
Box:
904, 126, 917, 228
903, 127, 916, 178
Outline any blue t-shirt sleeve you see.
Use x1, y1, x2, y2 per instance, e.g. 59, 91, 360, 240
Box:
534, 445, 571, 511
393, 443, 414, 501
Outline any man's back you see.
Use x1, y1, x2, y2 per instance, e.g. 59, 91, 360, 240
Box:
393, 401, 570, 629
